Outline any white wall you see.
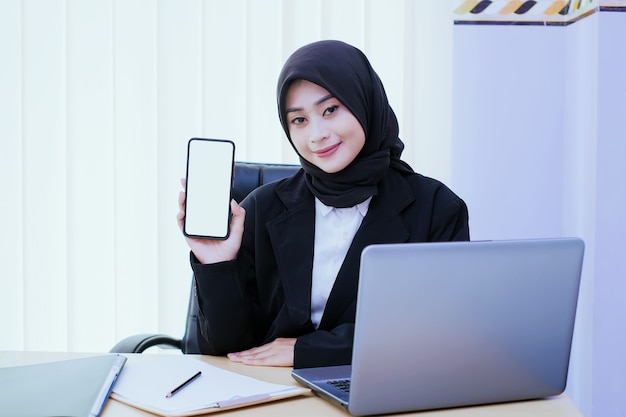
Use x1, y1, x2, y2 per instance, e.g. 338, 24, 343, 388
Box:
452, 17, 597, 414
452, 8, 626, 417
593, 9, 626, 417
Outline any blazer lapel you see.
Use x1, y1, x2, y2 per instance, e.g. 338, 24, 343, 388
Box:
266, 181, 316, 328
320, 174, 415, 328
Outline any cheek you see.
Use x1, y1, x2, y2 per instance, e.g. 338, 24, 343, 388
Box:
338, 113, 365, 142
343, 121, 366, 151
289, 130, 310, 155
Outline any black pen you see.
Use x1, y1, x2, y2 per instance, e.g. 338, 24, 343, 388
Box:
165, 371, 202, 398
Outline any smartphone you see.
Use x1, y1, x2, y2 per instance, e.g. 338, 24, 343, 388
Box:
183, 138, 235, 240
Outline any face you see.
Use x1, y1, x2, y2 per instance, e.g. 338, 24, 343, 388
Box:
285, 80, 366, 174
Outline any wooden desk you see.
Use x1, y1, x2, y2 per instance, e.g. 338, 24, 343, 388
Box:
0, 351, 583, 417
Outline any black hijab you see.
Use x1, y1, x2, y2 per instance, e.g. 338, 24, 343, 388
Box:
277, 40, 413, 208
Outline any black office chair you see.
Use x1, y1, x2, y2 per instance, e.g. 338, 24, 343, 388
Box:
110, 161, 300, 354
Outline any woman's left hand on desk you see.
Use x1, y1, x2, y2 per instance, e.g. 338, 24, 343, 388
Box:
227, 338, 296, 367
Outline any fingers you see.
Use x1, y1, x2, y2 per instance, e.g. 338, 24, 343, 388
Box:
228, 199, 245, 238
176, 182, 246, 264
228, 338, 296, 367
230, 199, 243, 216
177, 178, 187, 227
177, 190, 186, 230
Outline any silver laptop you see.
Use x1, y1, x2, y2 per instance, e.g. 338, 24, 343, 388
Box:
292, 238, 584, 416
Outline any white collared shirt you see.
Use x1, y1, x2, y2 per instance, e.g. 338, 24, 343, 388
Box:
310, 196, 372, 328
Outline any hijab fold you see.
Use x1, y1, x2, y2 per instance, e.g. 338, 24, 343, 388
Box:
277, 40, 413, 208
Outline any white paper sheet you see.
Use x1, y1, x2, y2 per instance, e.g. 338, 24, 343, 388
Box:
111, 356, 305, 416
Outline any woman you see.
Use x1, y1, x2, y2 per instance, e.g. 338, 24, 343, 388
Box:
178, 40, 469, 369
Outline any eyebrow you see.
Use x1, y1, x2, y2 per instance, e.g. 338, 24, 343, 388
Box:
285, 94, 335, 114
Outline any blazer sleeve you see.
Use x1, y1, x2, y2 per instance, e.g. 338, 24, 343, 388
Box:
429, 184, 470, 242
191, 255, 261, 355
294, 323, 355, 369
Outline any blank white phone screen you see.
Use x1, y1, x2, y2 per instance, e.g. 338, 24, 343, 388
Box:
184, 138, 235, 239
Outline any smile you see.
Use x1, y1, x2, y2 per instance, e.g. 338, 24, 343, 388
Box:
314, 143, 340, 158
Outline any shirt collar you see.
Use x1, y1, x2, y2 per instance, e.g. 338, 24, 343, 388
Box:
315, 196, 372, 217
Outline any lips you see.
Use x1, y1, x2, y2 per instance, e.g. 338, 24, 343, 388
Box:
314, 143, 340, 158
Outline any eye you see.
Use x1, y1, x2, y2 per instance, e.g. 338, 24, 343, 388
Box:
323, 105, 339, 116
290, 116, 306, 125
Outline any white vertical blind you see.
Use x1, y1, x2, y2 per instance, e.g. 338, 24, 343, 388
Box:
156, 0, 203, 344
411, 2, 454, 184
1, 0, 453, 352
66, 0, 116, 350
112, 0, 160, 346
0, 0, 24, 349
22, 0, 68, 350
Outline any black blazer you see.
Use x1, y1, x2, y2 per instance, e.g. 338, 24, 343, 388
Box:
192, 169, 469, 368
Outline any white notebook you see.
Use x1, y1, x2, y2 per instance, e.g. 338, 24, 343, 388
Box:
111, 355, 308, 416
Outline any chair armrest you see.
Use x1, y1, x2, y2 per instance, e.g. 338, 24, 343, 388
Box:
109, 333, 183, 353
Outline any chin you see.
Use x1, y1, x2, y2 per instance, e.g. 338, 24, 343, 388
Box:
320, 164, 348, 174
308, 156, 350, 174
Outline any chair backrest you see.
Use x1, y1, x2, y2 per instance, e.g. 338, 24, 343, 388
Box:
182, 161, 300, 353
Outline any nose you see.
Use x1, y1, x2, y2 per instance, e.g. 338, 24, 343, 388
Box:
309, 117, 329, 144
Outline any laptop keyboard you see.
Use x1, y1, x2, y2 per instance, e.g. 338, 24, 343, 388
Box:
327, 379, 351, 394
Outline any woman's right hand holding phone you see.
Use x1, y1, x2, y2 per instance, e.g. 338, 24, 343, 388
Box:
177, 179, 246, 264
